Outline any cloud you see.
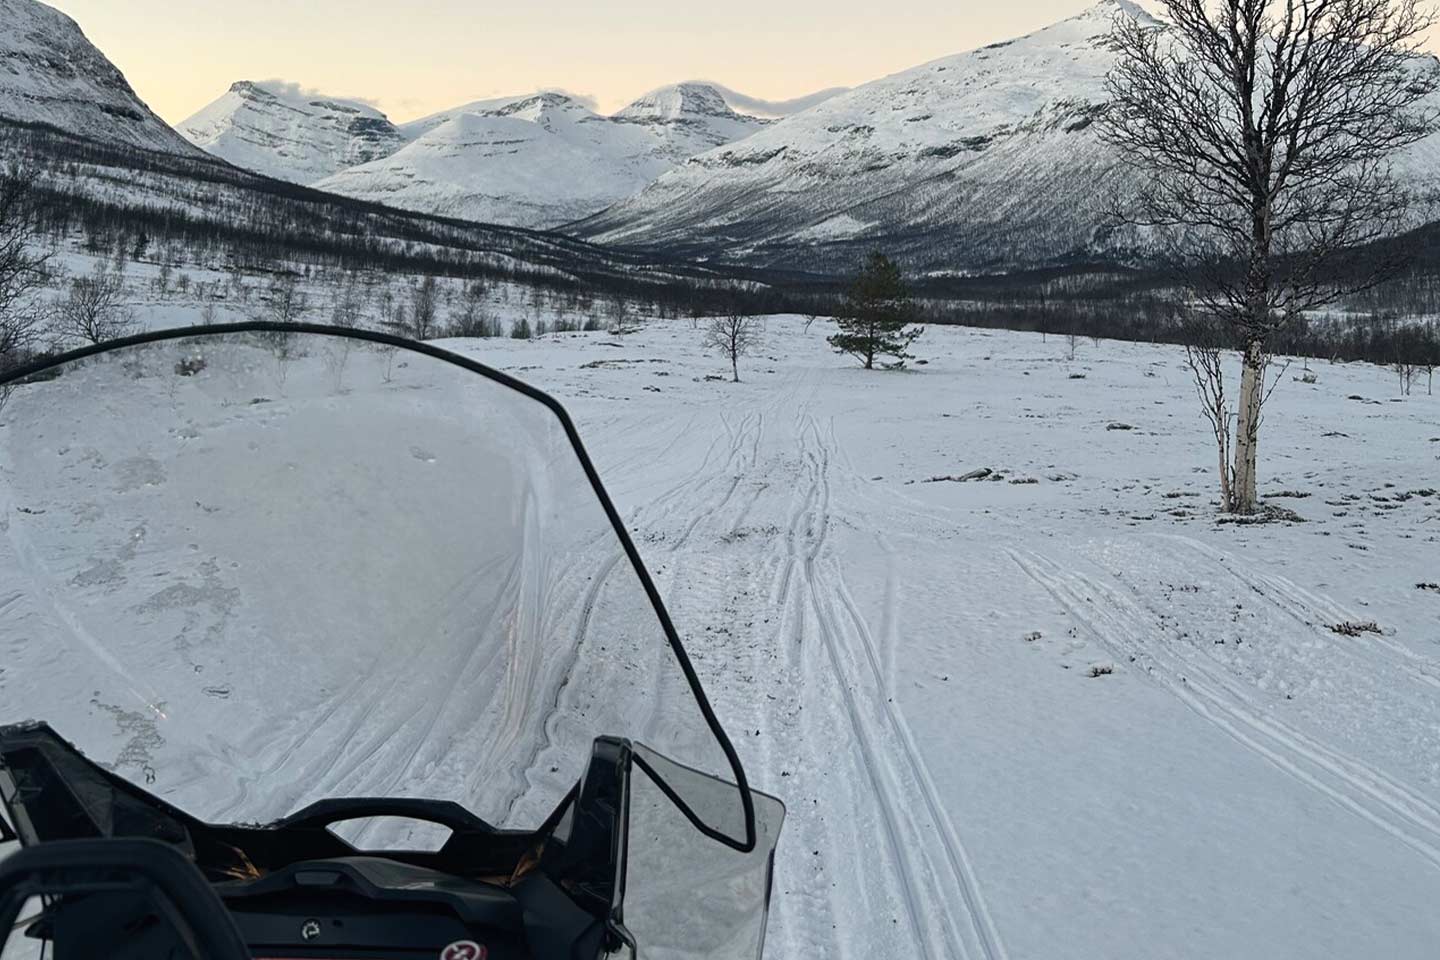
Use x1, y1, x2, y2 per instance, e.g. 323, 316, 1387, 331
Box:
539, 87, 599, 110
254, 79, 383, 110
699, 83, 849, 119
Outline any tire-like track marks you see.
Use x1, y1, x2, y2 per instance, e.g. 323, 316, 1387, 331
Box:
1010, 547, 1440, 873
787, 415, 1007, 960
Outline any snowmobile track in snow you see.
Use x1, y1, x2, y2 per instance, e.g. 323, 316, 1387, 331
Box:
1153, 533, 1440, 692
1010, 548, 1440, 873
788, 415, 1008, 960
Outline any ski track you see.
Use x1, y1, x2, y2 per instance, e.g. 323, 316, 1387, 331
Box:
790, 414, 1004, 960
1009, 547, 1440, 873
599, 386, 1006, 960
1151, 532, 1440, 690
498, 406, 775, 824
498, 549, 626, 823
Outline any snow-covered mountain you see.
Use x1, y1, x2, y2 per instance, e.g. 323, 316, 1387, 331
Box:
178, 81, 407, 184
574, 0, 1140, 270
0, 0, 196, 155
397, 96, 535, 140
316, 85, 768, 229
611, 82, 768, 150
576, 0, 1440, 273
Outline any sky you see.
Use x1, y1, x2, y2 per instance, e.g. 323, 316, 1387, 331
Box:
43, 0, 1101, 124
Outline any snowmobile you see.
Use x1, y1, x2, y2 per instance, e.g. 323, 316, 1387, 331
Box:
0, 323, 783, 960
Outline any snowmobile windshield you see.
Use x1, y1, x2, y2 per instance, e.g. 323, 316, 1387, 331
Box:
0, 324, 754, 850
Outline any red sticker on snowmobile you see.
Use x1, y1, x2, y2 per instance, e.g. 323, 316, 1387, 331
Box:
440, 942, 487, 960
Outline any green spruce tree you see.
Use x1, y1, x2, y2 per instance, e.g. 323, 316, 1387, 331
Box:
829, 252, 922, 369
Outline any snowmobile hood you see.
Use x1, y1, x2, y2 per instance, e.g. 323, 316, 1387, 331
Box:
0, 323, 761, 853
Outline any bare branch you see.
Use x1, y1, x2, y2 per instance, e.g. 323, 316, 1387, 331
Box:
701, 311, 763, 382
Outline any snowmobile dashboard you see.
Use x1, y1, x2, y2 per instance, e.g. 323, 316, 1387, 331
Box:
0, 722, 624, 959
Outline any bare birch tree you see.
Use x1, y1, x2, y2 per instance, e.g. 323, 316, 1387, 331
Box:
330, 273, 367, 329
409, 276, 439, 340
55, 264, 135, 345
263, 274, 307, 325
1101, 0, 1439, 513
0, 166, 49, 401
702, 312, 762, 382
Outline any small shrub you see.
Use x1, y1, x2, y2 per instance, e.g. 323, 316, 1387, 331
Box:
174, 356, 206, 377
1088, 664, 1115, 678
1218, 504, 1306, 524
1329, 620, 1381, 637
923, 467, 992, 483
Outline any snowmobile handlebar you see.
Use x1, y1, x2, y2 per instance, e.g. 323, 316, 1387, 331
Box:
274, 797, 499, 837
0, 838, 252, 960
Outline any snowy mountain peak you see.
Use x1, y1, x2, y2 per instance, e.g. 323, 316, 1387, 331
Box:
1007, 0, 1155, 47
576, 0, 1434, 272
1076, 0, 1162, 28
491, 92, 600, 126
223, 80, 388, 120
179, 79, 406, 184
0, 0, 196, 154
615, 82, 748, 124
318, 83, 767, 230
572, 0, 1157, 267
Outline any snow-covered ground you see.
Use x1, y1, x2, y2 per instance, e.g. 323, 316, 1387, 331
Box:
437, 319, 1440, 960
4, 315, 1439, 959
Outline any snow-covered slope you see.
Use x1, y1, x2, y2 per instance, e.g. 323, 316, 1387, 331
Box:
179, 81, 406, 184
575, 0, 1440, 273
702, 83, 849, 119
0, 0, 196, 155
574, 0, 1141, 269
317, 86, 767, 228
612, 82, 770, 153
397, 95, 535, 140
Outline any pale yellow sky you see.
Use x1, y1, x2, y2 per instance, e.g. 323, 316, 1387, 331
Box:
41, 1, 1440, 125
44, 0, 1097, 124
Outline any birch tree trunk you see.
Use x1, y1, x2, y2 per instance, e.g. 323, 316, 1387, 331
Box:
1217, 422, 1234, 514
1232, 338, 1265, 514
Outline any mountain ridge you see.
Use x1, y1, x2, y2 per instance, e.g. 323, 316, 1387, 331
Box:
570, 0, 1153, 271
572, 0, 1440, 273
0, 0, 197, 155
313, 83, 770, 228
178, 80, 408, 183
